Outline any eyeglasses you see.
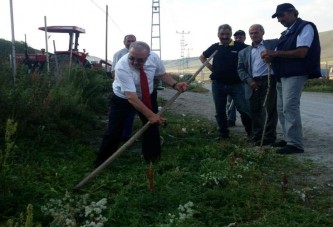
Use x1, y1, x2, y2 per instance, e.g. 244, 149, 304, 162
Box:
128, 55, 148, 63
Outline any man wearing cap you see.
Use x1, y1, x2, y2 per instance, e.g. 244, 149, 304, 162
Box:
233, 30, 246, 43
226, 30, 248, 127
238, 24, 279, 146
261, 3, 321, 154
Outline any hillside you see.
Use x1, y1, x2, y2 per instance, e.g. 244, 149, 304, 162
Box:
164, 30, 333, 77
319, 30, 333, 61
1, 30, 332, 78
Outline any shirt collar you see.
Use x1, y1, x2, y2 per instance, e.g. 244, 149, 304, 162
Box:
219, 40, 235, 46
251, 40, 264, 47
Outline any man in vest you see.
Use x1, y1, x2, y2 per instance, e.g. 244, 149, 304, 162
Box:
261, 3, 321, 154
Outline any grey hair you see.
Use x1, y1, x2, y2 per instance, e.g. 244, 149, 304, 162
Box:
218, 24, 232, 32
250, 24, 265, 33
129, 41, 150, 54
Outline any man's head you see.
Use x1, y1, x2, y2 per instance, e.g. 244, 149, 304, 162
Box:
128, 41, 150, 69
233, 30, 246, 43
218, 24, 232, 45
249, 24, 265, 45
123, 34, 137, 49
272, 3, 299, 27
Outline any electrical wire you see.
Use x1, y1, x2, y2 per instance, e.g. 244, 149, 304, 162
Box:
89, 0, 124, 34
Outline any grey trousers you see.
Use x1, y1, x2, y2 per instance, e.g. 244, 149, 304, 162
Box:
276, 75, 308, 149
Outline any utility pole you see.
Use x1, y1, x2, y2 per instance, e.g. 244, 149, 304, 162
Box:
185, 47, 193, 71
176, 30, 190, 75
105, 5, 108, 65
151, 0, 163, 89
9, 0, 16, 83
151, 0, 161, 58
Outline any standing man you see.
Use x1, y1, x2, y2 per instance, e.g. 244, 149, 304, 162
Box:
111, 34, 137, 141
261, 3, 321, 154
227, 30, 247, 127
233, 30, 246, 43
199, 24, 252, 140
111, 34, 137, 79
95, 41, 188, 166
238, 24, 278, 146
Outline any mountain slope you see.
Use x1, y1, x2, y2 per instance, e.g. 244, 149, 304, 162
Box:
164, 30, 333, 75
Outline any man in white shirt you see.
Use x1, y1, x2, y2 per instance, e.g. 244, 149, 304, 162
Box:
111, 34, 137, 142
95, 41, 188, 166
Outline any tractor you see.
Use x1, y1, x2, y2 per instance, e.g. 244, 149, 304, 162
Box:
16, 25, 111, 74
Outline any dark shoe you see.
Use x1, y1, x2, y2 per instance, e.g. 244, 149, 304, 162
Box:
276, 145, 304, 155
271, 140, 287, 147
216, 135, 230, 140
227, 121, 236, 127
247, 135, 260, 142
255, 139, 275, 146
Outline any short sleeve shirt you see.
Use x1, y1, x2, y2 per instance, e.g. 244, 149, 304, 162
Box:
111, 48, 129, 72
112, 52, 165, 99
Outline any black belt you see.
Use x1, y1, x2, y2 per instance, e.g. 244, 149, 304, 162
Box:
253, 75, 269, 80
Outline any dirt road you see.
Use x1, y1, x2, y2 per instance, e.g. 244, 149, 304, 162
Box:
158, 86, 333, 184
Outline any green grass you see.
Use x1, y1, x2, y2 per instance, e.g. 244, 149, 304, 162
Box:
1, 64, 333, 226
304, 78, 333, 92
1, 112, 333, 226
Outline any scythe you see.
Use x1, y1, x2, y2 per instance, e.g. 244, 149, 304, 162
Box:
74, 50, 218, 189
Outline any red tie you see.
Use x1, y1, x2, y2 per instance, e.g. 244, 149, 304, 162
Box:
139, 67, 152, 109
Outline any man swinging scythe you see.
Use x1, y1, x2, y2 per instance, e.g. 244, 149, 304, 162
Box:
74, 42, 217, 189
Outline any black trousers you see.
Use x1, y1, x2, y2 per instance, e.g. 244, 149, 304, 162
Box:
250, 76, 278, 141
95, 90, 160, 166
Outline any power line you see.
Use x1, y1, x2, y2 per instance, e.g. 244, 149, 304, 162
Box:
89, 0, 124, 33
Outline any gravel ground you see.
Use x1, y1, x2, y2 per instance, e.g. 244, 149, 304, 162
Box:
158, 86, 333, 186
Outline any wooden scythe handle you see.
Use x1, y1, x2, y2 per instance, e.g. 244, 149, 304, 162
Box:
74, 50, 218, 189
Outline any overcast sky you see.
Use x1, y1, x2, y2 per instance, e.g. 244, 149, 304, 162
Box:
1, 0, 332, 60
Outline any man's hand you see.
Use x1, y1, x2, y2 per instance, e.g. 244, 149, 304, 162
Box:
148, 114, 167, 125
261, 49, 276, 63
249, 81, 259, 90
174, 82, 189, 92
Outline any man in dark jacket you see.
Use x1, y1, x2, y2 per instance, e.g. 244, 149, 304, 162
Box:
199, 24, 251, 140
261, 3, 321, 154
238, 24, 278, 146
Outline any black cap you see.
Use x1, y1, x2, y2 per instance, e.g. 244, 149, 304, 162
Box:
272, 3, 296, 18
233, 30, 246, 36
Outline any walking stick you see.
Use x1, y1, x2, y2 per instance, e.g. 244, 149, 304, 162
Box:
74, 50, 218, 189
260, 63, 271, 147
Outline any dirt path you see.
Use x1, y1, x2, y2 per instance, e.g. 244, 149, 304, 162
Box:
158, 87, 333, 185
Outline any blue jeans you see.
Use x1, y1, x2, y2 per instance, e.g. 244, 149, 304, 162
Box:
276, 75, 307, 149
212, 80, 252, 137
